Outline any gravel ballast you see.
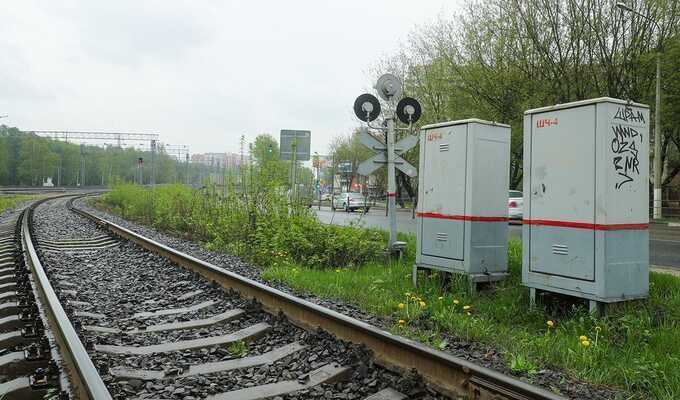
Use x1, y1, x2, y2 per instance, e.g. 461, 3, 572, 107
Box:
31, 197, 444, 399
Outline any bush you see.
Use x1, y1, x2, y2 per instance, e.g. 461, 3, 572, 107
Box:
99, 182, 384, 270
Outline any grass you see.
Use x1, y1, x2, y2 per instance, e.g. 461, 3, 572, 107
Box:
262, 236, 680, 399
0, 194, 36, 213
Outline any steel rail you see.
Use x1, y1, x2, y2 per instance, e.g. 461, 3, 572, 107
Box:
69, 197, 566, 400
22, 197, 112, 400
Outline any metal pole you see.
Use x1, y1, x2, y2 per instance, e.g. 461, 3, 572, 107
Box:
616, 2, 663, 219
151, 140, 156, 189
291, 141, 297, 208
57, 155, 62, 187
79, 144, 85, 187
330, 154, 335, 209
185, 153, 190, 185
315, 152, 321, 210
386, 114, 397, 249
653, 50, 662, 219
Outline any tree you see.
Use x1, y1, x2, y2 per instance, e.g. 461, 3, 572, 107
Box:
660, 34, 680, 187
252, 134, 280, 164
369, 0, 680, 191
0, 126, 186, 186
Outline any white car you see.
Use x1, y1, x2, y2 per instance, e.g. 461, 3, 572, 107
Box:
332, 192, 370, 212
508, 190, 523, 222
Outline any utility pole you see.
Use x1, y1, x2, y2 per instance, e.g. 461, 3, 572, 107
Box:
57, 155, 62, 187
137, 158, 144, 185
290, 140, 297, 207
386, 113, 397, 247
150, 140, 156, 188
617, 2, 663, 218
239, 135, 245, 192
185, 153, 190, 185
330, 154, 335, 208
79, 144, 85, 187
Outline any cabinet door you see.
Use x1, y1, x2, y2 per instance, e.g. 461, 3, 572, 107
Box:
529, 106, 596, 281
420, 124, 467, 260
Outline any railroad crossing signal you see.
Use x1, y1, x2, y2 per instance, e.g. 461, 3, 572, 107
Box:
352, 74, 422, 254
357, 128, 417, 177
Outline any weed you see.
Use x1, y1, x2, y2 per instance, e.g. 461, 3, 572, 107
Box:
99, 184, 384, 270
227, 340, 248, 357
509, 353, 539, 375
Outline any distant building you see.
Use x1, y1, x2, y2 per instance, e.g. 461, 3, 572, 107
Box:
191, 153, 244, 169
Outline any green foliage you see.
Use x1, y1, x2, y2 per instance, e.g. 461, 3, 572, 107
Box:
263, 237, 680, 399
0, 194, 36, 213
373, 0, 680, 189
99, 180, 384, 270
509, 353, 538, 375
0, 125, 189, 186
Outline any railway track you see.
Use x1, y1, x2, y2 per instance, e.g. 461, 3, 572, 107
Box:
0, 194, 566, 400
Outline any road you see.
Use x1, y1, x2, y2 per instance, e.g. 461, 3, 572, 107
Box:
313, 206, 680, 270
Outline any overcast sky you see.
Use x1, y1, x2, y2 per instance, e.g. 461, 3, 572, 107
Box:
1, 1, 460, 155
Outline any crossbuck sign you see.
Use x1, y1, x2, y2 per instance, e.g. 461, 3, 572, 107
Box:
357, 128, 418, 178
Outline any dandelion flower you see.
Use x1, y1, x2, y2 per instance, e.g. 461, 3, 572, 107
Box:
438, 296, 444, 300
463, 305, 471, 311
579, 335, 588, 342
466, 312, 472, 316
398, 303, 405, 310
546, 320, 554, 328
419, 301, 426, 308
453, 300, 460, 305
405, 292, 410, 297
581, 340, 590, 347
335, 269, 341, 273
398, 319, 406, 325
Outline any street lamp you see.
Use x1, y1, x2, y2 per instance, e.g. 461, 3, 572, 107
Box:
616, 1, 663, 219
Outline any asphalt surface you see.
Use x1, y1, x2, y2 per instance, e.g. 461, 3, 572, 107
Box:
313, 206, 680, 270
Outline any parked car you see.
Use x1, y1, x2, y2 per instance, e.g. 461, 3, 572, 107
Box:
508, 190, 523, 222
321, 192, 332, 202
332, 192, 370, 212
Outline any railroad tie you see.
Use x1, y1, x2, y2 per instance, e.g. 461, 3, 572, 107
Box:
110, 342, 306, 380
95, 322, 270, 355
177, 289, 204, 301
363, 388, 408, 400
0, 330, 32, 349
205, 363, 350, 400
0, 315, 23, 331
0, 302, 19, 319
0, 351, 49, 376
0, 282, 16, 293
129, 299, 218, 319
84, 308, 244, 334
0, 376, 50, 399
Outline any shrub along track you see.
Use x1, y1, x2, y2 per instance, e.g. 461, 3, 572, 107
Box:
5, 194, 565, 400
